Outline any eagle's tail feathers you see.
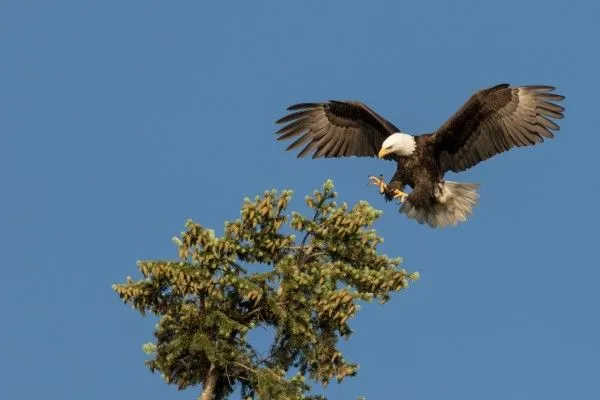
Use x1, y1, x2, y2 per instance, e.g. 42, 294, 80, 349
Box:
400, 181, 479, 228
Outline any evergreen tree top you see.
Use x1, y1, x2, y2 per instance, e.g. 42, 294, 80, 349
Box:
114, 180, 419, 400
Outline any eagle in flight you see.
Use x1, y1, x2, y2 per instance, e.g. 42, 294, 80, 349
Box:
275, 84, 565, 228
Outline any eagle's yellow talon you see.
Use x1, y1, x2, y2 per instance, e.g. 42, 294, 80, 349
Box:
369, 176, 387, 193
392, 189, 409, 203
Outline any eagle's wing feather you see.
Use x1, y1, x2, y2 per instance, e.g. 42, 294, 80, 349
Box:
433, 84, 565, 172
275, 101, 399, 158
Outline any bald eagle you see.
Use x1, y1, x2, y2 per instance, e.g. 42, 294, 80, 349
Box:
275, 84, 565, 228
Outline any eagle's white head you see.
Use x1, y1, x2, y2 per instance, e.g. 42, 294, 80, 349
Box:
378, 132, 416, 158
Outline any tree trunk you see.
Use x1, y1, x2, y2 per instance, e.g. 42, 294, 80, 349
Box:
200, 363, 218, 400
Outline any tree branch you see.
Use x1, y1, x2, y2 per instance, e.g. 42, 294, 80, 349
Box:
200, 363, 219, 400
300, 194, 328, 247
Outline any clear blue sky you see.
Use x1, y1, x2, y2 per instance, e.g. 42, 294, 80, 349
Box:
2, 1, 598, 399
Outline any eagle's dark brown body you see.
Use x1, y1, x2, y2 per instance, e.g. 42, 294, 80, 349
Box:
386, 135, 440, 210
275, 84, 565, 227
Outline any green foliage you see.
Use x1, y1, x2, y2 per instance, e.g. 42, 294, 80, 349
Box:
113, 180, 418, 400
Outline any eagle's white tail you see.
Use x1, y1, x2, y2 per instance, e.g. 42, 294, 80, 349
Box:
400, 181, 480, 228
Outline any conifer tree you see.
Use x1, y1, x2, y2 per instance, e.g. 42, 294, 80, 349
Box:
113, 180, 419, 400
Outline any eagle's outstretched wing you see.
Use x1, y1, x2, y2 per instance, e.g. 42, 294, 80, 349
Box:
275, 101, 399, 158
433, 84, 565, 173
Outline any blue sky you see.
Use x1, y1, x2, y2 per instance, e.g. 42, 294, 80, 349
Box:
2, 1, 599, 399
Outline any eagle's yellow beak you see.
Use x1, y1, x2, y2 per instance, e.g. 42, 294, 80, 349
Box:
378, 148, 390, 159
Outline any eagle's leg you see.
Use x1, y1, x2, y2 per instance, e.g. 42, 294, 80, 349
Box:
385, 181, 409, 203
370, 176, 409, 203
368, 175, 387, 193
